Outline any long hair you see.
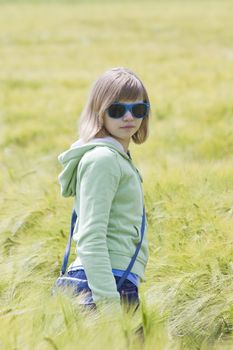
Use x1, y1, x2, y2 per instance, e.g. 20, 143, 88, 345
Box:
79, 67, 150, 144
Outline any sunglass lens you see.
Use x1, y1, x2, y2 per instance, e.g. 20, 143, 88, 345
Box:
108, 104, 125, 119
132, 103, 148, 118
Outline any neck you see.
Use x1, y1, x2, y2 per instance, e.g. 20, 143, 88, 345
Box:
95, 129, 130, 152
114, 137, 130, 152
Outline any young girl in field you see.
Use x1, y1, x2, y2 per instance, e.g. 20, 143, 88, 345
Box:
56, 67, 150, 314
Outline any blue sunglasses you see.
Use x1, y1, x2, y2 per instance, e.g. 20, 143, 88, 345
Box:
107, 102, 149, 119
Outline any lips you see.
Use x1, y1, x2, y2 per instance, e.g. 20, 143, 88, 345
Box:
120, 125, 135, 128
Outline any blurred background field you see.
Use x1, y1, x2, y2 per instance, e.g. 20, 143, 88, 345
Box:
0, 0, 233, 349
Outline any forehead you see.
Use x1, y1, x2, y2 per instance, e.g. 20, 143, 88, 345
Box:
98, 71, 148, 109
116, 99, 144, 104
114, 80, 144, 102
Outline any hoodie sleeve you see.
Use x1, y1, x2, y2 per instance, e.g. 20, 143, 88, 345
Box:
75, 147, 122, 307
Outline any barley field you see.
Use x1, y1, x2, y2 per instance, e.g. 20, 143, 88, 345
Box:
0, 0, 233, 349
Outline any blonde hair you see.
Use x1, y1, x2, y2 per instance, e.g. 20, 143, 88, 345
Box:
79, 67, 150, 144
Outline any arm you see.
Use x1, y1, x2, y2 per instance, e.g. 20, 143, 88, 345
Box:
76, 148, 121, 307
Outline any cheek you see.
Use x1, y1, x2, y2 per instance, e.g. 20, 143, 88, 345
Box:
103, 115, 117, 131
103, 115, 110, 129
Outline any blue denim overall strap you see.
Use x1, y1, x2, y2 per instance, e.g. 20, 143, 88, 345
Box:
60, 209, 77, 276
60, 206, 146, 289
116, 206, 145, 290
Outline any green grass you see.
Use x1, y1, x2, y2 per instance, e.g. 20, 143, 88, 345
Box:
0, 1, 233, 349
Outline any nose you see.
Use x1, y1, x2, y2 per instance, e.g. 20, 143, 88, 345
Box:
122, 110, 134, 121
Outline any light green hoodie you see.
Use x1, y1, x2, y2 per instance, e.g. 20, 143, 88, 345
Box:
58, 137, 148, 307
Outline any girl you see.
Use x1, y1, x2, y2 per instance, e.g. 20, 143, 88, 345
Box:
56, 67, 150, 314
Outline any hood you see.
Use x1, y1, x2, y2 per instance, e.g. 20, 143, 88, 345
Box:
58, 137, 130, 197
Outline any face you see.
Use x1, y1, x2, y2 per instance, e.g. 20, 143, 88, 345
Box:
102, 100, 144, 149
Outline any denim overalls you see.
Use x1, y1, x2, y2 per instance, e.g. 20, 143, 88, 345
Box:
66, 269, 140, 311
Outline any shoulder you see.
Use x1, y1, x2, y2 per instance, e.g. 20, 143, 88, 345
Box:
83, 145, 116, 161
81, 146, 118, 165
79, 146, 121, 175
